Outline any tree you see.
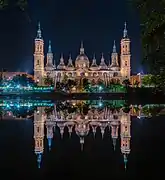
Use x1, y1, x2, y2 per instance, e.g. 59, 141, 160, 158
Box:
44, 107, 54, 117
67, 79, 77, 92
130, 0, 165, 88
83, 78, 90, 87
56, 82, 64, 91
142, 74, 153, 87
0, 0, 27, 10
97, 79, 105, 92
62, 74, 68, 84
151, 73, 165, 91
10, 74, 35, 87
122, 79, 131, 88
44, 75, 54, 86
108, 79, 116, 92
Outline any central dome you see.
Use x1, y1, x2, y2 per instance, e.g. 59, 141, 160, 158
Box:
76, 53, 89, 62
75, 42, 89, 69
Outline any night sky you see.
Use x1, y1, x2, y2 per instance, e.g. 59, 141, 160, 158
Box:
0, 0, 141, 74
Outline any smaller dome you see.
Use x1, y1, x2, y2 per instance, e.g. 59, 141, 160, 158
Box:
66, 55, 75, 71
110, 64, 120, 71
90, 54, 98, 71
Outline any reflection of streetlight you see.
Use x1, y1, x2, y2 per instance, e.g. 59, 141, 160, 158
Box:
99, 102, 102, 107
99, 86, 102, 92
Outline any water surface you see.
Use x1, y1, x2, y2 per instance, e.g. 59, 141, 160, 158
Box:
0, 100, 165, 179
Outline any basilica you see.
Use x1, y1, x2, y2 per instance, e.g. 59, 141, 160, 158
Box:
34, 22, 131, 86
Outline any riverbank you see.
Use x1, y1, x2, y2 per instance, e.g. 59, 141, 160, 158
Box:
0, 89, 165, 104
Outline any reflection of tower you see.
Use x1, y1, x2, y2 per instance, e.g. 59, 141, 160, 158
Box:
45, 118, 55, 151
90, 121, 100, 137
34, 22, 45, 85
120, 111, 131, 169
120, 22, 131, 79
65, 121, 74, 137
75, 122, 90, 151
56, 120, 66, 138
33, 107, 45, 168
110, 116, 120, 151
100, 122, 108, 138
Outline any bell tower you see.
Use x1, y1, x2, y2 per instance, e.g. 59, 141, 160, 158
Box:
120, 111, 131, 170
120, 22, 131, 79
34, 22, 44, 85
33, 107, 45, 168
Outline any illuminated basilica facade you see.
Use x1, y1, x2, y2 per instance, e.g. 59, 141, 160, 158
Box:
34, 22, 131, 86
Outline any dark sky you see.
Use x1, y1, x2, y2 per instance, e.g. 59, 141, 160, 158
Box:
0, 0, 142, 74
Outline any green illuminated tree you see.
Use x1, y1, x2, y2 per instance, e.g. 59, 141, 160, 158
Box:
130, 0, 165, 92
142, 74, 153, 87
83, 78, 90, 92
129, 0, 165, 73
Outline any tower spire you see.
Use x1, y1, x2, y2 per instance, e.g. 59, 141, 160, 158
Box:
123, 22, 128, 38
67, 53, 74, 70
80, 137, 84, 151
99, 53, 108, 70
48, 40, 52, 53
36, 153, 42, 168
57, 53, 66, 70
113, 40, 116, 53
112, 138, 116, 151
124, 154, 128, 170
37, 22, 42, 39
48, 137, 52, 151
80, 41, 84, 54
90, 53, 98, 70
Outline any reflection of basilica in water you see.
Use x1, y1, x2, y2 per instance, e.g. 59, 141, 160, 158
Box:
34, 101, 132, 169
1, 99, 164, 169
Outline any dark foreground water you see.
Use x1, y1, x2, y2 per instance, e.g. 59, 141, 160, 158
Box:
0, 100, 165, 179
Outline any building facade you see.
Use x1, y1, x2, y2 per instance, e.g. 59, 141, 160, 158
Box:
34, 22, 131, 86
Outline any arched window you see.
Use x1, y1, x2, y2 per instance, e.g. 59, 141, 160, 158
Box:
37, 141, 39, 147
113, 72, 118, 77
40, 45, 42, 51
113, 115, 118, 119
37, 127, 40, 133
